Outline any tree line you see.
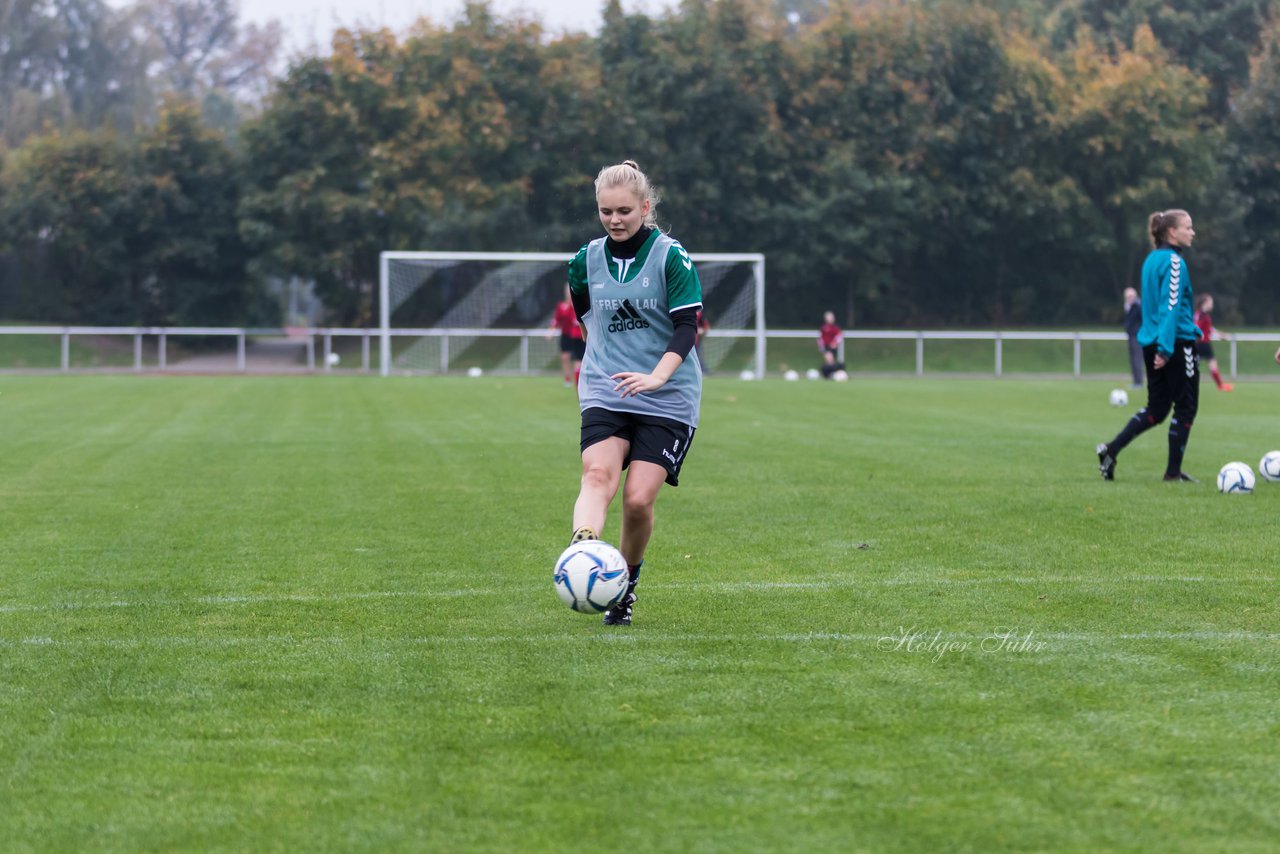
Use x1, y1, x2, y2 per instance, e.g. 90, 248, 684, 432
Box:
2, 0, 1279, 329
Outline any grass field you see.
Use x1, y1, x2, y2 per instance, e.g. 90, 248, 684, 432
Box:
1, 375, 1278, 852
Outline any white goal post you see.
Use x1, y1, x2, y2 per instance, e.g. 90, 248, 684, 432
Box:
378, 251, 766, 377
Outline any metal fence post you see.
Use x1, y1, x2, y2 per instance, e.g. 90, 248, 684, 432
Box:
915, 333, 924, 376
995, 333, 1003, 377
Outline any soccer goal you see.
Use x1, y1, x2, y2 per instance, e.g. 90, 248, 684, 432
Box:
378, 251, 766, 377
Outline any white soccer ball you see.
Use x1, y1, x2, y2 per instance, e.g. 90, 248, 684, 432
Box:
1259, 451, 1280, 482
326, 352, 340, 366
1108, 388, 1128, 407
806, 369, 820, 380
739, 369, 755, 381
833, 370, 849, 382
467, 366, 483, 378
553, 540, 629, 613
783, 369, 799, 381
1217, 462, 1256, 494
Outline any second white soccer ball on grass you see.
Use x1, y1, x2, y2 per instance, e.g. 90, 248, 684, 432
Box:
553, 540, 629, 613
1108, 388, 1129, 407
1217, 462, 1255, 494
1259, 451, 1280, 482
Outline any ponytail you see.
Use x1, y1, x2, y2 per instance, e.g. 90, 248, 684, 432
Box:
1149, 209, 1189, 248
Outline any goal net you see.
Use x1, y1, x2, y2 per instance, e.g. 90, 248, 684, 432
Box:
378, 251, 765, 377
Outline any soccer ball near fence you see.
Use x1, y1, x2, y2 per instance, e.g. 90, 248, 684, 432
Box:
1216, 462, 1255, 494
1258, 451, 1280, 482
553, 540, 629, 613
1108, 388, 1129, 407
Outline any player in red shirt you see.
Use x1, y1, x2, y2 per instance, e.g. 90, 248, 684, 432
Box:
550, 285, 585, 386
818, 310, 845, 379
1193, 294, 1232, 391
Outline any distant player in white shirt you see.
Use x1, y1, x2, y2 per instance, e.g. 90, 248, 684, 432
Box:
565, 160, 704, 626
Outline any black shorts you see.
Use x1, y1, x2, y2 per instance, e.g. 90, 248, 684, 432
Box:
1195, 340, 1215, 360
559, 334, 586, 360
580, 407, 696, 487
1143, 341, 1199, 423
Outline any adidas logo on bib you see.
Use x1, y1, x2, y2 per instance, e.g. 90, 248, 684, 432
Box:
608, 299, 651, 333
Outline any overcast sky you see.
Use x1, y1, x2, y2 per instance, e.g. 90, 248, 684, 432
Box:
243, 0, 678, 54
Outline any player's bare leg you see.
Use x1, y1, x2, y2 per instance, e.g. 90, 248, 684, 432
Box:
619, 461, 665, 565
572, 437, 628, 543
604, 461, 666, 626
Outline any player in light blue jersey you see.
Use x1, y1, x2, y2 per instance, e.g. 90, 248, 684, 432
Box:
565, 160, 703, 626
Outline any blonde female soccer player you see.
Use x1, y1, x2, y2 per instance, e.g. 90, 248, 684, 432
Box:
1097, 209, 1201, 482
565, 160, 703, 626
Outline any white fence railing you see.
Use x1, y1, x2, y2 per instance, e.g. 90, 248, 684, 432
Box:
1, 326, 1277, 376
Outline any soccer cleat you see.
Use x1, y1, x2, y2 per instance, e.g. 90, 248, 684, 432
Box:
570, 526, 598, 545
1163, 472, 1199, 483
602, 592, 635, 626
1096, 444, 1116, 481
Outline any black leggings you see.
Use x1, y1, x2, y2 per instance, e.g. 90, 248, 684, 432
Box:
1106, 340, 1200, 475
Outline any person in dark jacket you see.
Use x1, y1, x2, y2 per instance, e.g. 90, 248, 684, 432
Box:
1123, 287, 1143, 389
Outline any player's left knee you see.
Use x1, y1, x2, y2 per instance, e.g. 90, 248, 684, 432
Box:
622, 496, 655, 522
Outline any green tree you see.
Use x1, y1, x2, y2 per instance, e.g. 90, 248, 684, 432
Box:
133, 99, 260, 324
1227, 20, 1280, 324
239, 4, 604, 324
137, 0, 282, 107
771, 3, 1087, 325
0, 0, 151, 146
1047, 0, 1277, 118
0, 130, 143, 322
1059, 26, 1250, 318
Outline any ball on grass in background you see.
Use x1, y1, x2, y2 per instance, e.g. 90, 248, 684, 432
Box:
783, 369, 799, 381
739, 369, 755, 381
553, 540, 629, 613
1258, 451, 1280, 482
1108, 388, 1128, 407
1216, 462, 1255, 494
326, 352, 340, 367
467, 366, 483, 378
806, 369, 820, 380
833, 370, 849, 382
